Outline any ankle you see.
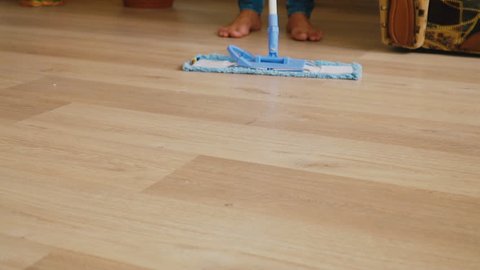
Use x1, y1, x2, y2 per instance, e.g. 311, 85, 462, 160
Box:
288, 12, 310, 20
239, 9, 261, 17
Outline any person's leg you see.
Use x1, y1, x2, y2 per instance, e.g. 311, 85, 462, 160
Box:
286, 0, 323, 41
218, 0, 263, 38
238, 0, 264, 14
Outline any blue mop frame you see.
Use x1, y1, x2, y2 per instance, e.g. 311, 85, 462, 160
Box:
227, 14, 306, 71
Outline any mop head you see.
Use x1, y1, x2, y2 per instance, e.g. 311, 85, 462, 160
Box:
183, 54, 362, 80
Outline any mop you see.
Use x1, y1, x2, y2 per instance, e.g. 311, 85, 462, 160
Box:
183, 0, 362, 80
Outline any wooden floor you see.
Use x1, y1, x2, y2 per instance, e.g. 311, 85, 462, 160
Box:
1, 0, 480, 269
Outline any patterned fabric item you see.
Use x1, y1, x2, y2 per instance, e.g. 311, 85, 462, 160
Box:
424, 0, 480, 53
380, 0, 480, 54
20, 0, 64, 7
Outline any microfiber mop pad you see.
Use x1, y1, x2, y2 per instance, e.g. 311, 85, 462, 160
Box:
183, 54, 362, 80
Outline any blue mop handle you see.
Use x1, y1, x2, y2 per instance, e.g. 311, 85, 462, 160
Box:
268, 0, 279, 57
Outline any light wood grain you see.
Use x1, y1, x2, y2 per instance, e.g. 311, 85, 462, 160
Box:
19, 103, 480, 197
0, 124, 195, 192
0, 235, 51, 270
146, 155, 480, 268
5, 77, 480, 156
26, 250, 151, 270
1, 0, 479, 269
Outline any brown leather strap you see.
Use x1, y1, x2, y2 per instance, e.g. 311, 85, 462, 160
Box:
461, 32, 480, 52
388, 0, 416, 47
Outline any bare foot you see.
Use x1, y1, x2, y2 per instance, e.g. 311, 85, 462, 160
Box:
287, 12, 323, 41
218, 9, 261, 38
